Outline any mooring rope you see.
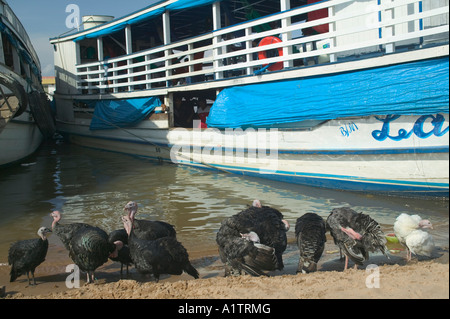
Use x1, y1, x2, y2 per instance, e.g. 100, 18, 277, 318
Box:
77, 106, 232, 174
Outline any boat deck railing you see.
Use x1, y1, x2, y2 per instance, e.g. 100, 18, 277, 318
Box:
1, 1, 41, 70
75, 0, 449, 95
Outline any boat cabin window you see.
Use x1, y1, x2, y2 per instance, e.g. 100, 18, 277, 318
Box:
169, 6, 213, 42
103, 29, 126, 59
1, 30, 36, 84
79, 38, 98, 63
220, 0, 306, 28
19, 59, 27, 79
1, 34, 14, 69
131, 16, 164, 52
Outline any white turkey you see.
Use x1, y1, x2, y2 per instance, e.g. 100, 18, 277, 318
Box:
393, 213, 434, 261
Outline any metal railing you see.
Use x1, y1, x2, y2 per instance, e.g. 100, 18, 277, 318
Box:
1, 1, 41, 70
75, 0, 449, 94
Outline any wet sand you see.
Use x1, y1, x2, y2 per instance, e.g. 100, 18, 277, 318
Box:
1, 239, 448, 300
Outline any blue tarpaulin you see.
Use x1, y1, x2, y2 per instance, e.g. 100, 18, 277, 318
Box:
207, 58, 449, 128
88, 96, 161, 130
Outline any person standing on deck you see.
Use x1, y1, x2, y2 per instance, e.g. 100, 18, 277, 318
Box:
195, 97, 211, 128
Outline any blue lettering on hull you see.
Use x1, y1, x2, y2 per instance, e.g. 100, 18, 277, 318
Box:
372, 114, 449, 141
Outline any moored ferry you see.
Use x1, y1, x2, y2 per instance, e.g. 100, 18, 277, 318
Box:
0, 0, 55, 166
50, 0, 449, 197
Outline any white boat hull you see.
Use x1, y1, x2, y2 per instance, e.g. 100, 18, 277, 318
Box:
0, 115, 43, 166
57, 113, 449, 197
1, 2, 53, 167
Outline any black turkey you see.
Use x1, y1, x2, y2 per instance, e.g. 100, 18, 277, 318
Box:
69, 225, 116, 283
228, 231, 278, 276
124, 201, 176, 240
216, 200, 289, 277
326, 207, 389, 270
109, 229, 133, 277
110, 241, 133, 278
50, 211, 92, 251
8, 227, 52, 285
122, 215, 199, 282
108, 228, 128, 245
295, 213, 327, 273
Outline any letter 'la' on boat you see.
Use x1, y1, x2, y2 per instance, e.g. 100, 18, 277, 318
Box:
49, 0, 449, 198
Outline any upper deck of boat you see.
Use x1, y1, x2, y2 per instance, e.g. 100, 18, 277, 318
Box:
50, 0, 449, 100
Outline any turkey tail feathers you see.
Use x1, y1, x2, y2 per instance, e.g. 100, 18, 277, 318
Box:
9, 269, 19, 283
240, 263, 269, 277
185, 263, 199, 279
342, 245, 365, 265
360, 214, 390, 258
240, 243, 278, 276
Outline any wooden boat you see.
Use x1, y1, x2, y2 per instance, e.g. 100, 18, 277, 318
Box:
50, 0, 449, 197
0, 0, 55, 166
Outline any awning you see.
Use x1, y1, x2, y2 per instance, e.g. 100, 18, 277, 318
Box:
0, 20, 41, 80
73, 0, 222, 42
207, 57, 449, 128
86, 96, 161, 130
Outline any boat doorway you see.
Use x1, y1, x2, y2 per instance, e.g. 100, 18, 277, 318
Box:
170, 89, 217, 129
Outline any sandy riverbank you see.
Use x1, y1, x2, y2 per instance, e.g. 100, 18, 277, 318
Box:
1, 246, 448, 300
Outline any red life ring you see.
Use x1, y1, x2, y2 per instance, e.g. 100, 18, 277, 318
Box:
258, 36, 284, 71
